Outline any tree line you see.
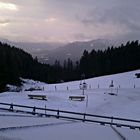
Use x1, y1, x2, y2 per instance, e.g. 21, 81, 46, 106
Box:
79, 40, 140, 78
0, 42, 50, 92
50, 40, 140, 82
0, 40, 140, 92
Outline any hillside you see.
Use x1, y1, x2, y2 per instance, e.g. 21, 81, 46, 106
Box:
1, 40, 140, 92
0, 42, 49, 92
36, 39, 114, 64
0, 70, 140, 139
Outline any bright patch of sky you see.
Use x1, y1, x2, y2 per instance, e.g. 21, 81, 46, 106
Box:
0, 2, 18, 11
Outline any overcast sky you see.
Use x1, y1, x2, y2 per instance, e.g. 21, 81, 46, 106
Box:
0, 0, 140, 42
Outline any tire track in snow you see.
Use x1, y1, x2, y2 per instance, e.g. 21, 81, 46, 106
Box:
111, 125, 127, 140
0, 120, 78, 132
0, 135, 21, 140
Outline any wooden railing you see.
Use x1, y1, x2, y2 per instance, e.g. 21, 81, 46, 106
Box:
0, 102, 140, 130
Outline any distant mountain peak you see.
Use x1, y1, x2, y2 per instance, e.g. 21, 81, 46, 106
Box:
0, 38, 115, 64
35, 39, 114, 64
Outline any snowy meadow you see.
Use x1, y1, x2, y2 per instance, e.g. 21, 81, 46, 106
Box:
0, 70, 140, 140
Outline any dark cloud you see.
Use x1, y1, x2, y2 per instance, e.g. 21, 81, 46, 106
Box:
76, 0, 140, 41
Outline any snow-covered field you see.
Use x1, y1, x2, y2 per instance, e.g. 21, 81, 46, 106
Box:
0, 70, 140, 140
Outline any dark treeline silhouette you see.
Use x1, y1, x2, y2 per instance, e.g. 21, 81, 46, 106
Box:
0, 40, 140, 92
53, 40, 140, 81
0, 42, 50, 92
79, 40, 140, 78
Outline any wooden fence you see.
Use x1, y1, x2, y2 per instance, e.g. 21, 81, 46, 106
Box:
0, 102, 140, 130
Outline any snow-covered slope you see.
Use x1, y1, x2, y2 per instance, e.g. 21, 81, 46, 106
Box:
1, 70, 140, 116
45, 69, 140, 90
0, 70, 140, 140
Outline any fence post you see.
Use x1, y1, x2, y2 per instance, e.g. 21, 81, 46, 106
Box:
83, 114, 86, 122
57, 110, 59, 118
111, 116, 113, 125
9, 103, 13, 111
32, 106, 36, 115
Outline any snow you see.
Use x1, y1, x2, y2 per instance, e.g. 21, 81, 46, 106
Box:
0, 70, 140, 139
0, 121, 129, 140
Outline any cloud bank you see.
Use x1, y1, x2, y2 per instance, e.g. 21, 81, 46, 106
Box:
0, 0, 140, 42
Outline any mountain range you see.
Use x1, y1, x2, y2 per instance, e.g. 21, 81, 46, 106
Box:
27, 39, 115, 64
0, 38, 115, 64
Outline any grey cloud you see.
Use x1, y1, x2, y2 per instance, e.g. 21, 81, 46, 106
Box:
115, 31, 140, 43
78, 0, 140, 39
1, 0, 140, 42
73, 33, 93, 40
0, 19, 11, 24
